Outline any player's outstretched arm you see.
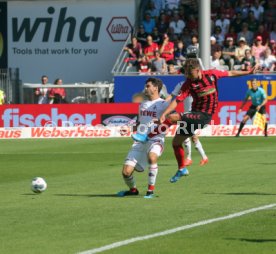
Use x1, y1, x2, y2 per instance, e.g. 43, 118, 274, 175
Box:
159, 99, 178, 123
228, 65, 259, 77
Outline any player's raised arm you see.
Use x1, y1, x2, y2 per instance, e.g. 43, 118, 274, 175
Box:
228, 65, 258, 77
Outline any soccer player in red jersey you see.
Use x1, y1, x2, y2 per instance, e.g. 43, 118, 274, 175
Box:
132, 58, 258, 182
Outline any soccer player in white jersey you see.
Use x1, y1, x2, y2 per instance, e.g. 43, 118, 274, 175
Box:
118, 78, 169, 198
166, 81, 208, 166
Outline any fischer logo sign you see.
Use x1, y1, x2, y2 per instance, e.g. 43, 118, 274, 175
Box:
217, 104, 276, 125
1, 108, 97, 127
106, 17, 132, 41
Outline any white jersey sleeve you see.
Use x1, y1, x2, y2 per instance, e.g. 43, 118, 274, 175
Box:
171, 82, 183, 96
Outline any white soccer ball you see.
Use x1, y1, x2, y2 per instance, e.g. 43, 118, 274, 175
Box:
31, 177, 47, 193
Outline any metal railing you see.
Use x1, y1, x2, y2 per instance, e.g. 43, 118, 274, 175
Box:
21, 82, 114, 104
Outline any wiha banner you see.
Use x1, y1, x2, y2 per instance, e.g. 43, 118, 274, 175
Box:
7, 0, 134, 82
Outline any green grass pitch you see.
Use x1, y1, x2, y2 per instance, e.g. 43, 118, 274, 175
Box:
0, 137, 276, 254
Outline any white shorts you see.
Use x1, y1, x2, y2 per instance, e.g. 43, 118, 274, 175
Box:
124, 140, 164, 172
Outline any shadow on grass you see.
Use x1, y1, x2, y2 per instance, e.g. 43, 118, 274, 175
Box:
53, 193, 119, 198
204, 192, 276, 196
226, 238, 276, 243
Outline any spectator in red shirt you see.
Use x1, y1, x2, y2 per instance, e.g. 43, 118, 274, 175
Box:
159, 33, 175, 64
255, 24, 270, 46
49, 78, 66, 104
138, 54, 152, 74
144, 35, 159, 61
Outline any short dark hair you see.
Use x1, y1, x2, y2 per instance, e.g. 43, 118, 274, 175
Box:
146, 77, 163, 93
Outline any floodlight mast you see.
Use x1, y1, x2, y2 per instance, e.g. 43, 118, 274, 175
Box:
199, 0, 211, 69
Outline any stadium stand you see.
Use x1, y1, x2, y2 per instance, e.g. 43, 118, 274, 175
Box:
118, 0, 276, 73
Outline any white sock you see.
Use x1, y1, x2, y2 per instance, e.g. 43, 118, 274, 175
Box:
184, 138, 192, 160
194, 140, 207, 159
123, 174, 136, 189
148, 164, 158, 190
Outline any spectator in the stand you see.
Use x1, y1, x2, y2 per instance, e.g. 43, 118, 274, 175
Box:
180, 27, 192, 47
138, 54, 152, 74
215, 13, 230, 36
255, 24, 269, 46
144, 35, 159, 61
237, 22, 254, 45
210, 51, 228, 70
152, 50, 167, 74
269, 40, 276, 56
186, 14, 198, 33
251, 35, 266, 61
124, 36, 142, 66
246, 10, 259, 33
165, 0, 180, 11
35, 75, 49, 104
159, 33, 175, 64
250, 0, 264, 22
174, 40, 186, 66
235, 0, 249, 20
221, 37, 236, 70
270, 23, 276, 42
235, 37, 251, 64
145, 1, 160, 19
0, 89, 5, 105
259, 48, 276, 71
142, 12, 156, 34
167, 26, 178, 42
189, 35, 199, 51
264, 1, 276, 32
151, 0, 165, 17
49, 78, 66, 104
137, 25, 148, 47
169, 12, 186, 36
168, 64, 180, 74
221, 2, 235, 20
224, 26, 238, 43
151, 27, 162, 44
210, 36, 222, 56
156, 12, 169, 34
231, 11, 243, 33
212, 26, 225, 46
240, 49, 256, 70
88, 90, 100, 103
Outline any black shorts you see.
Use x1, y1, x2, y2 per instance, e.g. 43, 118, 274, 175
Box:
246, 105, 266, 118
177, 111, 212, 136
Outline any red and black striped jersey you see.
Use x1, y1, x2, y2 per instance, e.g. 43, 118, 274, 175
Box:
176, 70, 229, 115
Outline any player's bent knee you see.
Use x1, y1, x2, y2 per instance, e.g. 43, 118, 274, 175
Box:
122, 165, 134, 177
192, 135, 198, 143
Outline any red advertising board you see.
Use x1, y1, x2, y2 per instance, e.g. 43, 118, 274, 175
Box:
0, 102, 275, 127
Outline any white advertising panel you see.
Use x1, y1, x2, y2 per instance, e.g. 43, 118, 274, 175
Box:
8, 0, 134, 83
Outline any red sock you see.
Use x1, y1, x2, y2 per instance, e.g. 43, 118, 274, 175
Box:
173, 145, 185, 169
148, 119, 173, 138
148, 185, 155, 191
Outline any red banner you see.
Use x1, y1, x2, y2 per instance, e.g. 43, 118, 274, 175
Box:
0, 102, 275, 127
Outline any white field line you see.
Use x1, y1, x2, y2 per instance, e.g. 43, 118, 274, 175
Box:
78, 203, 276, 254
